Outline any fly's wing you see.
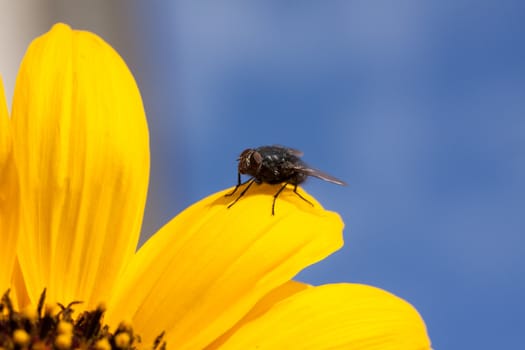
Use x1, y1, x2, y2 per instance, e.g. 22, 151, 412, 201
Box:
271, 144, 304, 157
294, 165, 347, 185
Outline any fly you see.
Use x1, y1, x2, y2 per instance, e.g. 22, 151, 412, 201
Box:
226, 145, 346, 215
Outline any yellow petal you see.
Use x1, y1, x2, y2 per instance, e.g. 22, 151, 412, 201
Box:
218, 283, 432, 350
11, 23, 149, 308
207, 280, 311, 349
107, 185, 344, 349
0, 75, 20, 291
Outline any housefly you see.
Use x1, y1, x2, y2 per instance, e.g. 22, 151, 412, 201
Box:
226, 145, 346, 215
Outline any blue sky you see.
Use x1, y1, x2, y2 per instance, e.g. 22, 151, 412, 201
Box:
132, 1, 525, 349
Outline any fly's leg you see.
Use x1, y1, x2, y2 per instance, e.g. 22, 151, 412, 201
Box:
271, 183, 289, 215
292, 184, 313, 207
227, 178, 256, 209
225, 172, 244, 197
272, 183, 313, 215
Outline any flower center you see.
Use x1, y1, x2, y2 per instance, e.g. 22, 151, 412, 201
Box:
0, 290, 165, 350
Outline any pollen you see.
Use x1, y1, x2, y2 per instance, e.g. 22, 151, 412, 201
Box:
57, 321, 74, 335
55, 333, 72, 349
114, 332, 131, 348
13, 329, 30, 346
94, 338, 111, 350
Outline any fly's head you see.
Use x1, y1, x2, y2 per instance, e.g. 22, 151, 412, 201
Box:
238, 148, 263, 177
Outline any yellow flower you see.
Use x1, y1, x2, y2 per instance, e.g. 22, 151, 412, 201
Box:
0, 23, 431, 349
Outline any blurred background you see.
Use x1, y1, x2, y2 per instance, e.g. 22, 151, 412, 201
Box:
1, 1, 524, 349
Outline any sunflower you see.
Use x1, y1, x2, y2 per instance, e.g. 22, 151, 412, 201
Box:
0, 23, 431, 349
